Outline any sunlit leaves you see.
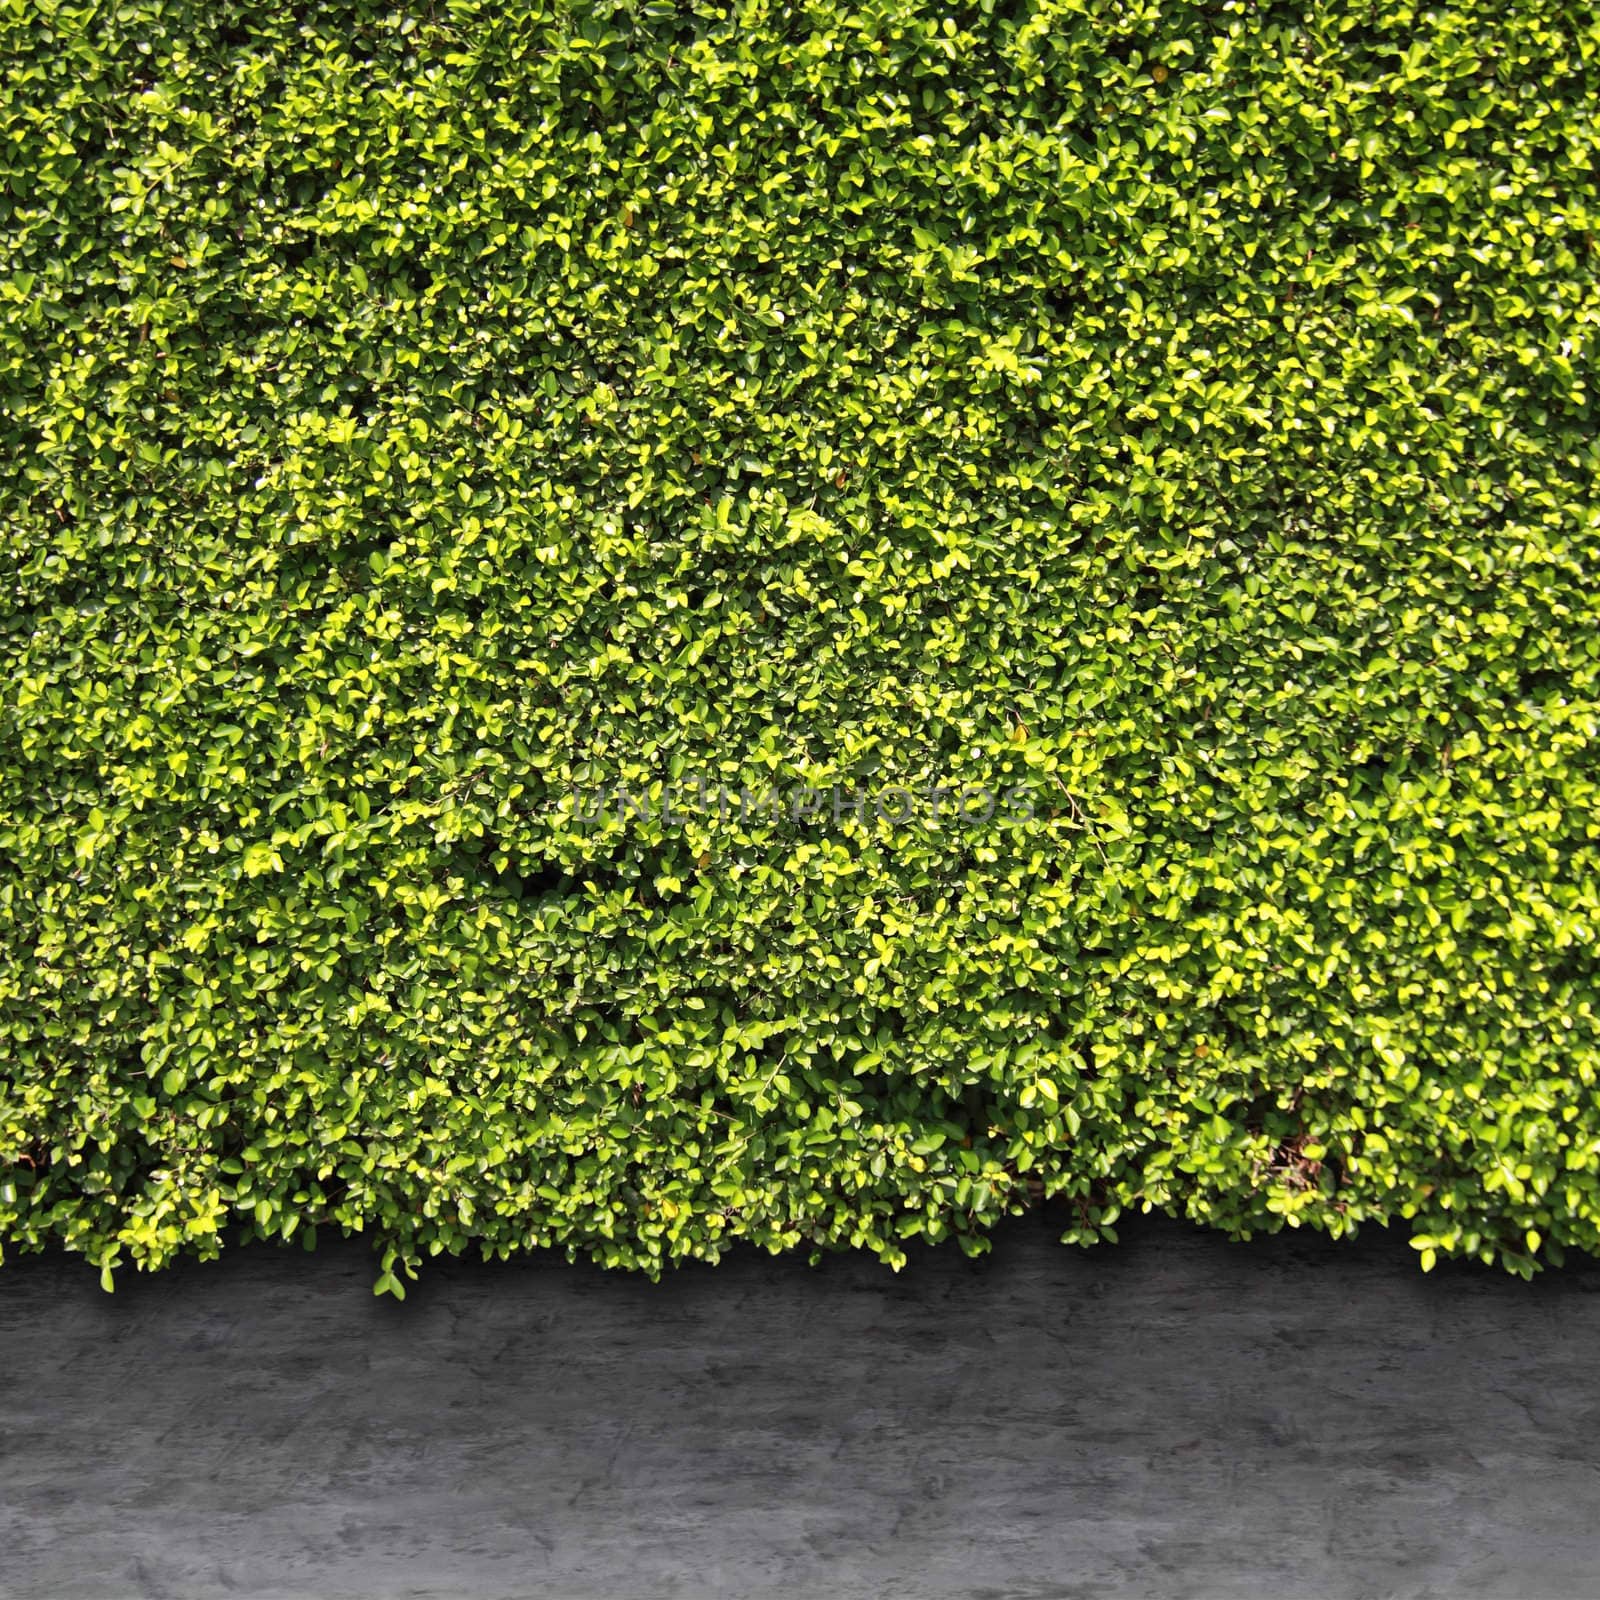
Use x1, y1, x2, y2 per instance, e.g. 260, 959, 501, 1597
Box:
1, 0, 1598, 1291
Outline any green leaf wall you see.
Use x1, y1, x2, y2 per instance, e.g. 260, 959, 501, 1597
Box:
3, 0, 1598, 1287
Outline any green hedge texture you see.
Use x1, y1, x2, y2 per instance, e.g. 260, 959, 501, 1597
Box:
4, 0, 1598, 1292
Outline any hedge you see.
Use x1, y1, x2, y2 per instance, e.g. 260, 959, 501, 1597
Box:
2, 0, 1597, 1293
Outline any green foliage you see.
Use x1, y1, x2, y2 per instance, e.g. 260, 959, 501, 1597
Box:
2, 0, 1598, 1291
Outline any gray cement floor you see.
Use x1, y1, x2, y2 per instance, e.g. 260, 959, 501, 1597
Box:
3, 1213, 1599, 1600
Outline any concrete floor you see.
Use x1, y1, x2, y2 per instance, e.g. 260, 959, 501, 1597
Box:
4, 1213, 1600, 1600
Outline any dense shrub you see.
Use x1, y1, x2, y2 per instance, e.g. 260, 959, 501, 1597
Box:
2, 0, 1598, 1291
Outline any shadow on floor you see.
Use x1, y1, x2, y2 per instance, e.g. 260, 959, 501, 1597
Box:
3, 1211, 1599, 1599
